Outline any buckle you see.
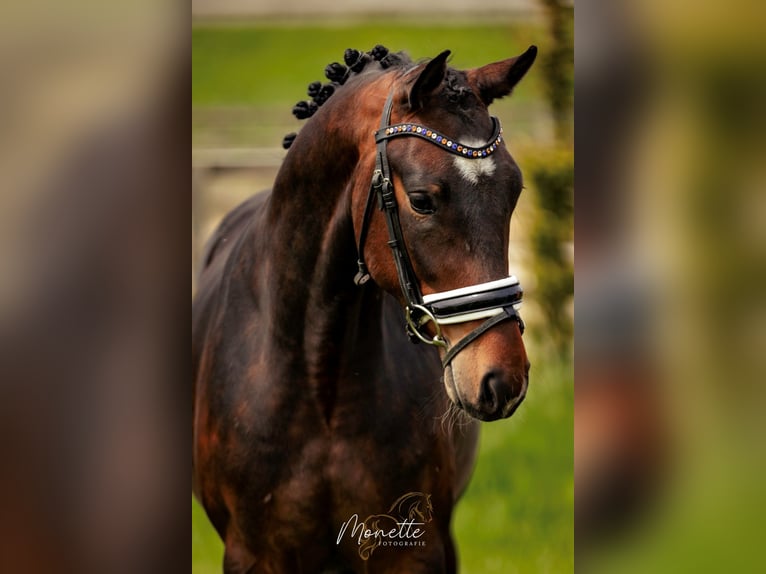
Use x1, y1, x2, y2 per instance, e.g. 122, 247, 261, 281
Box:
405, 305, 447, 348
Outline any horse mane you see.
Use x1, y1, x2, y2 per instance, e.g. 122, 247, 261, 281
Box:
281, 45, 414, 149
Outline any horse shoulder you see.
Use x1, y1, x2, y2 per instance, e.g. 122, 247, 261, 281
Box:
193, 191, 274, 491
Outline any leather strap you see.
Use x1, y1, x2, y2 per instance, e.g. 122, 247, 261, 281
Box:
441, 307, 524, 369
375, 117, 503, 158
356, 93, 423, 308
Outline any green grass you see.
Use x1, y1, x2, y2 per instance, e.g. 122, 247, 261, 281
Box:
192, 351, 572, 574
193, 497, 224, 573
452, 355, 574, 573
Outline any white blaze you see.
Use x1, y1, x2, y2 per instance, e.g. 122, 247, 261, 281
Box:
452, 138, 496, 185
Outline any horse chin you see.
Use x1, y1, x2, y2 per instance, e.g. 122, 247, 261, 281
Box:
443, 364, 526, 422
443, 365, 494, 422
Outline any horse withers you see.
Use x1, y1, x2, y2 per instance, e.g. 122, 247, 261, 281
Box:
192, 44, 537, 573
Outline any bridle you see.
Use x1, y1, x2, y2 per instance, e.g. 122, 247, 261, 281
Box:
353, 91, 525, 369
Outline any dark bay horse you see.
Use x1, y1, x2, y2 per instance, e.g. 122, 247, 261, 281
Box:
193, 44, 537, 573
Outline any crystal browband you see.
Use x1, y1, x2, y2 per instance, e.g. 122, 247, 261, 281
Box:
375, 117, 504, 158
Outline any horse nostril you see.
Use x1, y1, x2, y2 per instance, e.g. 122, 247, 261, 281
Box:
480, 370, 505, 413
480, 368, 527, 419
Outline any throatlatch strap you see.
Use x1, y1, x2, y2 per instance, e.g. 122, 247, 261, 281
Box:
353, 175, 379, 285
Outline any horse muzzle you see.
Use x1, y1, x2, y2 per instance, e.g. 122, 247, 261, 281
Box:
404, 275, 529, 421
443, 322, 530, 421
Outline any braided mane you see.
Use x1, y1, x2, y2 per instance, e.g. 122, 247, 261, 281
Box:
282, 45, 413, 149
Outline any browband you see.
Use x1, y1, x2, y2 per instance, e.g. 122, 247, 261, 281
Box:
375, 118, 504, 158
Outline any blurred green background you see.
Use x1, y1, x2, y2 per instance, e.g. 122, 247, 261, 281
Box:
192, 22, 553, 149
193, 15, 573, 574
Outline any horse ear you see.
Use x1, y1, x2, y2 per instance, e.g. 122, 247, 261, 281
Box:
467, 45, 538, 106
408, 50, 451, 111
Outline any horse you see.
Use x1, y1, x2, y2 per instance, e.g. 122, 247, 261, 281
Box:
193, 44, 537, 573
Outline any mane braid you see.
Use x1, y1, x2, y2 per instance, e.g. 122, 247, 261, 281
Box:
282, 44, 414, 149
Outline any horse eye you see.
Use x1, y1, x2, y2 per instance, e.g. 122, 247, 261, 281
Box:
409, 193, 436, 215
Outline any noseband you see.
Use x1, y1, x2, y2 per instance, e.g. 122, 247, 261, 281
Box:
354, 92, 525, 369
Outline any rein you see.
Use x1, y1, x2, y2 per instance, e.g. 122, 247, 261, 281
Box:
354, 92, 525, 369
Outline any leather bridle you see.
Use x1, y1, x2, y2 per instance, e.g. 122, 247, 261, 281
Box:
354, 92, 525, 369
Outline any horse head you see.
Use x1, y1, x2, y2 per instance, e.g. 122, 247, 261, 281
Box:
355, 48, 536, 421
285, 45, 537, 422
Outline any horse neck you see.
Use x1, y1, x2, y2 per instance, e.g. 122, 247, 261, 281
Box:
262, 78, 390, 377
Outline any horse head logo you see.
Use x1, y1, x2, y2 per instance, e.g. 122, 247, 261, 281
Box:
389, 492, 433, 523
